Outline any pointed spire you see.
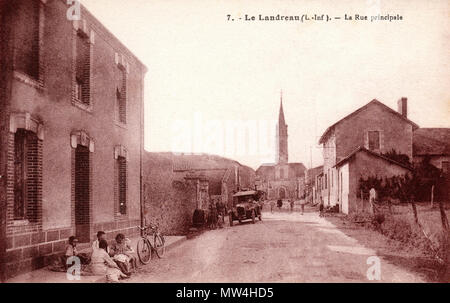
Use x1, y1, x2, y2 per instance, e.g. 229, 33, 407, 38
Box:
279, 90, 285, 125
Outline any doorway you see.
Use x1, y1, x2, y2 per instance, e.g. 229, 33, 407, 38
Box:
74, 145, 90, 243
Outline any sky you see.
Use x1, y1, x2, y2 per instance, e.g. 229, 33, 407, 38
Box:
81, 0, 449, 169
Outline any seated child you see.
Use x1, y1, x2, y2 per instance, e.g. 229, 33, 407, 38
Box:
110, 233, 138, 274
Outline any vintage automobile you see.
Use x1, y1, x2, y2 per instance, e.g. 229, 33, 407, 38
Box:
229, 190, 263, 226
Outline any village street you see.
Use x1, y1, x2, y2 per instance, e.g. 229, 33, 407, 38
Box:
127, 209, 424, 283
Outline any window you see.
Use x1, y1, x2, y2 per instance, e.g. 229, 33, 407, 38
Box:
75, 31, 91, 105
75, 77, 83, 101
368, 131, 380, 151
14, 0, 41, 80
117, 156, 127, 215
14, 129, 40, 222
115, 67, 127, 124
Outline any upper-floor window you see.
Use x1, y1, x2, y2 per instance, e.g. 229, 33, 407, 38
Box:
14, 0, 41, 81
75, 31, 91, 105
115, 66, 127, 124
368, 131, 380, 151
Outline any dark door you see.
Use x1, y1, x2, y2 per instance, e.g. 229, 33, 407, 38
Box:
279, 187, 286, 199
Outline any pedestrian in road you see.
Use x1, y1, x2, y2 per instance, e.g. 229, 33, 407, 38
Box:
290, 199, 294, 212
319, 200, 324, 217
277, 199, 283, 209
270, 200, 275, 213
208, 203, 218, 230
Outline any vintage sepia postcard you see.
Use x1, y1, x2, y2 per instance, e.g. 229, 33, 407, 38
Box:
0, 0, 449, 293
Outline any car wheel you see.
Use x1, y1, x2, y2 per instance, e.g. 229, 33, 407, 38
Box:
251, 210, 255, 224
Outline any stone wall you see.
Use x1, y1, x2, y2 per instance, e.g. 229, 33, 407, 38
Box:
142, 153, 198, 236
142, 153, 256, 235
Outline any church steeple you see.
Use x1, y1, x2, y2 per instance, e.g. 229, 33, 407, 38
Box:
279, 91, 286, 126
277, 91, 288, 164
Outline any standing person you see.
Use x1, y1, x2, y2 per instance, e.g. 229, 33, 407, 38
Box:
216, 201, 224, 229
209, 203, 218, 230
91, 239, 129, 282
319, 200, 324, 217
290, 199, 294, 212
300, 200, 305, 215
277, 199, 283, 209
270, 200, 275, 213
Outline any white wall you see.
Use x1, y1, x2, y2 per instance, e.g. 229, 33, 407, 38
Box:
339, 164, 350, 214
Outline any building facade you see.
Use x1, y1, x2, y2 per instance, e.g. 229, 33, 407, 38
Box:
0, 0, 146, 279
413, 128, 450, 201
305, 165, 323, 204
319, 98, 418, 213
143, 153, 255, 235
256, 98, 307, 200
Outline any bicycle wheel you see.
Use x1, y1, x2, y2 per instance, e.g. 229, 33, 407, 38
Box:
137, 238, 152, 264
153, 234, 165, 258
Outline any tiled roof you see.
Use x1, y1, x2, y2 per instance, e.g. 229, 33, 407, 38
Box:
413, 128, 450, 156
334, 146, 412, 170
319, 99, 419, 144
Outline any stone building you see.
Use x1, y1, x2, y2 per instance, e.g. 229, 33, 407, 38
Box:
319, 98, 418, 213
142, 153, 255, 235
0, 0, 146, 279
305, 165, 323, 204
413, 128, 450, 172
256, 98, 307, 200
413, 128, 450, 201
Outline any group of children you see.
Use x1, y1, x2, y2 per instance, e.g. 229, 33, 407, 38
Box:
62, 231, 139, 282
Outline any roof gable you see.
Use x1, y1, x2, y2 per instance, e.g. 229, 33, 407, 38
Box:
319, 99, 419, 144
334, 146, 412, 170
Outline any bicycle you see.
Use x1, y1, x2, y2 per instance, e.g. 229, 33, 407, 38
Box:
136, 224, 165, 264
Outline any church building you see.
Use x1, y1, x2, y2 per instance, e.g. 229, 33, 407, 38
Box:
255, 95, 306, 200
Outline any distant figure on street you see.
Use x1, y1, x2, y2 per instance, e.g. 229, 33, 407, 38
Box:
319, 200, 324, 217
270, 200, 276, 213
277, 199, 283, 209
300, 200, 305, 215
208, 203, 218, 230
369, 187, 377, 214
216, 201, 225, 227
289, 199, 294, 212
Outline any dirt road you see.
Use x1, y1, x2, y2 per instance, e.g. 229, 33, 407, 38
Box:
128, 210, 424, 282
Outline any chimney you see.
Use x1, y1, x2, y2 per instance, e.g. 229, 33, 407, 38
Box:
397, 97, 407, 118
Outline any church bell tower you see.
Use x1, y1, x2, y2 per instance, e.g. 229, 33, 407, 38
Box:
276, 92, 288, 164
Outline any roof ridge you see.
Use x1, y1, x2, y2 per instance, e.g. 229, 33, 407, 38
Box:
319, 99, 419, 144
